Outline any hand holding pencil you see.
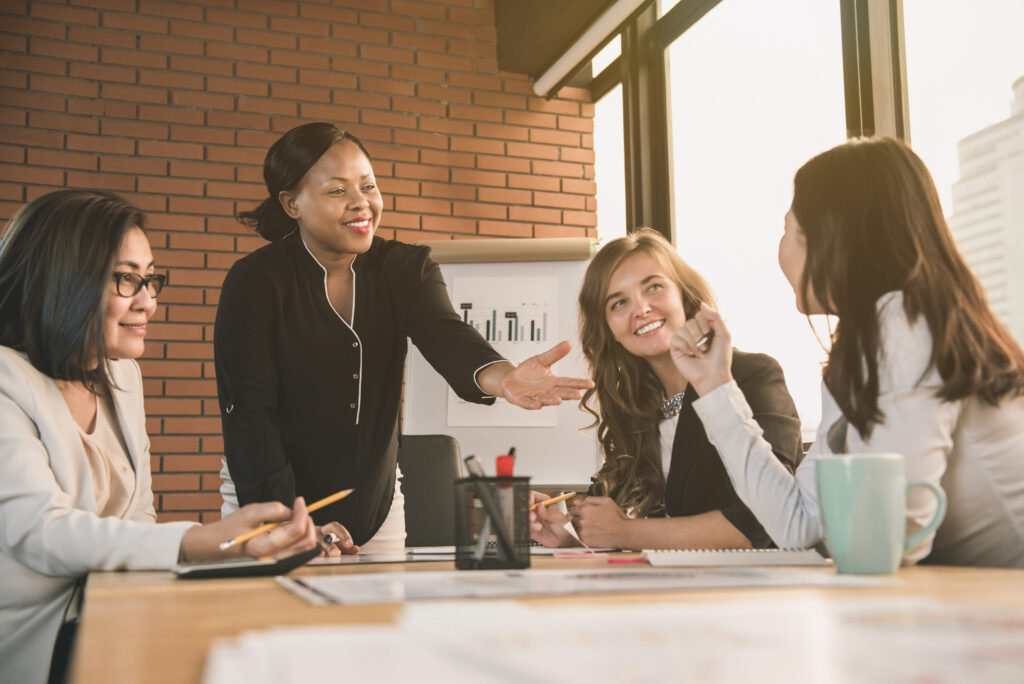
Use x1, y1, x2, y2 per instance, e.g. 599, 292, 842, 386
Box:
219, 488, 354, 550
668, 303, 735, 397
527, 490, 583, 548
528, 491, 576, 511
179, 496, 319, 563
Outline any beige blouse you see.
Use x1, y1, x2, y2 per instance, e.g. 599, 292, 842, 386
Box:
77, 392, 136, 518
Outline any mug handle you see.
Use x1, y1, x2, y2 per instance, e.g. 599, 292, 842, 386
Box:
904, 480, 947, 551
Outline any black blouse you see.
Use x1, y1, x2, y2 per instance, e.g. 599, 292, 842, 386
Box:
214, 232, 504, 544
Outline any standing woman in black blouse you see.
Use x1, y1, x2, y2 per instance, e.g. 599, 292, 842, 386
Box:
215, 122, 592, 552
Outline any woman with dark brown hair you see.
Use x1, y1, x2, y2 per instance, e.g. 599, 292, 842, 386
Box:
675, 138, 1024, 567
0, 190, 319, 683
530, 228, 803, 549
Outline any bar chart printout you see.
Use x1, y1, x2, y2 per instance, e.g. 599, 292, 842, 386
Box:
447, 277, 559, 427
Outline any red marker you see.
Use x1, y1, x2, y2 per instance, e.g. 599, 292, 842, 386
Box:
496, 446, 516, 478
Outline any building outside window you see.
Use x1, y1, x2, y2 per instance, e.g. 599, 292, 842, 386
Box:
904, 0, 1024, 344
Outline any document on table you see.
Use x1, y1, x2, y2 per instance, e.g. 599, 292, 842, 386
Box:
307, 549, 455, 565
643, 548, 831, 567
203, 597, 1024, 684
529, 545, 616, 556
306, 547, 616, 565
278, 566, 883, 605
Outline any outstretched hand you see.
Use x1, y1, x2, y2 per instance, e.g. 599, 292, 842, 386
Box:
496, 340, 594, 410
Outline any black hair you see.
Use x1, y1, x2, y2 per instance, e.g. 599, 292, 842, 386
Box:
238, 122, 372, 241
0, 189, 146, 390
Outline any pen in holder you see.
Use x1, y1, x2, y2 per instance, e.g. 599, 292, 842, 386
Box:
454, 473, 531, 570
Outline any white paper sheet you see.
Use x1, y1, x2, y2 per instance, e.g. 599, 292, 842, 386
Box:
278, 566, 884, 605
203, 597, 1024, 684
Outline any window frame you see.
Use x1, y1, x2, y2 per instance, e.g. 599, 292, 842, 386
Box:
582, 0, 910, 240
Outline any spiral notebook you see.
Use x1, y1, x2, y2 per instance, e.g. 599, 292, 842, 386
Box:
642, 548, 832, 567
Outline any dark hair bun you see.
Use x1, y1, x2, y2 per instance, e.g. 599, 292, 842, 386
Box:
237, 196, 296, 241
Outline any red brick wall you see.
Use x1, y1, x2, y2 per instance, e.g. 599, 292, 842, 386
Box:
0, 0, 597, 522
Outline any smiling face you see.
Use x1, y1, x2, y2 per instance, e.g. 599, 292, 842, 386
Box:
778, 208, 825, 315
603, 251, 687, 361
103, 227, 158, 361
278, 140, 383, 261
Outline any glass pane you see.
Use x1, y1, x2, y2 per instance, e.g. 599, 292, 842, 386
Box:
667, 0, 847, 438
904, 0, 1024, 344
594, 84, 627, 241
592, 35, 621, 76
659, 0, 682, 19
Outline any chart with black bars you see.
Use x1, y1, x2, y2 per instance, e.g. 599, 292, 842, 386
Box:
447, 276, 560, 427
459, 301, 551, 343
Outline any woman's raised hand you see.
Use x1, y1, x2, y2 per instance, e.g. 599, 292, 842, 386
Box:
669, 304, 735, 396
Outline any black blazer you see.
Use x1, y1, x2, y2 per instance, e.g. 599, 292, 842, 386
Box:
665, 350, 803, 547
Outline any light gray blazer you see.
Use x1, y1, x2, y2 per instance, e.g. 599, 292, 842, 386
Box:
0, 346, 194, 683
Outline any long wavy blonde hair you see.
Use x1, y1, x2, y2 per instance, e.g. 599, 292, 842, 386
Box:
580, 228, 715, 517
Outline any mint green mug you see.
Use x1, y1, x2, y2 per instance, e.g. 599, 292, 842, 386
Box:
815, 453, 946, 574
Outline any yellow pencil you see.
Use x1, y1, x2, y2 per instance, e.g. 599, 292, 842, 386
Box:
528, 491, 576, 512
218, 488, 354, 550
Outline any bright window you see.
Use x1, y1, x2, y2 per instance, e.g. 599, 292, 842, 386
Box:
594, 84, 627, 242
666, 0, 847, 437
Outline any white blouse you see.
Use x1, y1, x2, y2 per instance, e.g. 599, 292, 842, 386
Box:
659, 413, 679, 479
692, 291, 1024, 567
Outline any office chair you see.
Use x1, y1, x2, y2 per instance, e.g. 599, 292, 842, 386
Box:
397, 434, 462, 547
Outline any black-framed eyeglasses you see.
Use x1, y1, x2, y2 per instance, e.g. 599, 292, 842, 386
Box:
112, 272, 167, 298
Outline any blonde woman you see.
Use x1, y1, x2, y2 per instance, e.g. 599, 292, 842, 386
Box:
531, 229, 803, 550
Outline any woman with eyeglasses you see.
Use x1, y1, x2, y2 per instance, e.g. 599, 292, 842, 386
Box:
0, 189, 319, 683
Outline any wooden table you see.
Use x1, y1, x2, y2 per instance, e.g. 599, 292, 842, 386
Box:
69, 556, 1024, 684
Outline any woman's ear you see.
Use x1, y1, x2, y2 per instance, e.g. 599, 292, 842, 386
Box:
278, 190, 300, 219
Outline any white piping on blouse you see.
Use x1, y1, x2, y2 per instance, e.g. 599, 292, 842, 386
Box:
473, 358, 511, 398
300, 236, 364, 425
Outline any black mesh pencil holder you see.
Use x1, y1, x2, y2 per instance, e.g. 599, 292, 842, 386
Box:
454, 476, 531, 570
